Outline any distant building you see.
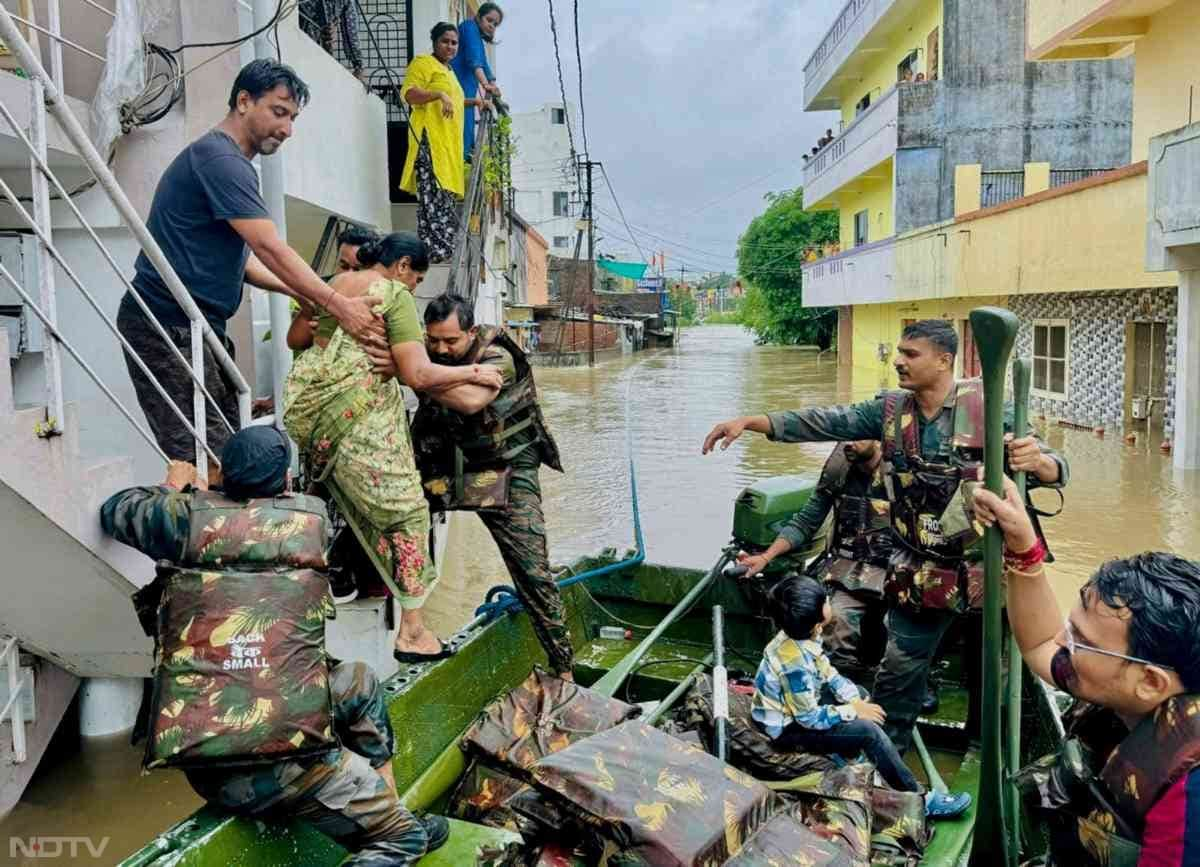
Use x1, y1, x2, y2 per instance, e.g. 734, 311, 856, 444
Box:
511, 102, 578, 257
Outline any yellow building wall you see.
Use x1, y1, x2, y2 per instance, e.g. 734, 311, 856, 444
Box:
1131, 1, 1200, 162
891, 169, 1174, 300
1025, 0, 1110, 56
847, 296, 1007, 400
839, 158, 895, 248
838, 0, 943, 128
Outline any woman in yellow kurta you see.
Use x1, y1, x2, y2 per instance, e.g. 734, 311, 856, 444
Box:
400, 23, 492, 262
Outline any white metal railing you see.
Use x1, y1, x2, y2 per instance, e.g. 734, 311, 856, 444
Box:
804, 84, 899, 181
0, 4, 251, 479
1, 636, 27, 764
804, 0, 872, 79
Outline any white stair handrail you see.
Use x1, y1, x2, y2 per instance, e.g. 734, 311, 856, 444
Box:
0, 636, 26, 764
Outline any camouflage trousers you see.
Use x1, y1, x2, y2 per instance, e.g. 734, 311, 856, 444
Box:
477, 477, 574, 675
872, 606, 957, 754
186, 661, 428, 866
824, 587, 887, 687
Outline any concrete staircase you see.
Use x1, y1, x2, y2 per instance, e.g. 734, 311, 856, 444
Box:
0, 329, 155, 679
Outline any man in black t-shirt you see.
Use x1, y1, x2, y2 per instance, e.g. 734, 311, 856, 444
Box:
119, 59, 387, 483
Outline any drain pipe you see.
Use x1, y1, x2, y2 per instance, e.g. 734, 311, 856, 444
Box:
251, 0, 293, 432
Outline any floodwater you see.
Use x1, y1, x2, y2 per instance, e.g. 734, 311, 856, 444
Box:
4, 324, 1199, 863
431, 324, 1200, 629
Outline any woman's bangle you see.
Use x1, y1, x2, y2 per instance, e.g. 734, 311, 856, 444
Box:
322, 284, 337, 311
1004, 537, 1046, 571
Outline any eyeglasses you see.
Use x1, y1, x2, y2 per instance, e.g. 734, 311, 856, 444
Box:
1062, 617, 1174, 671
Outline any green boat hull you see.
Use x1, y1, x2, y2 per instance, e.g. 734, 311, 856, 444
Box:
119, 555, 1064, 866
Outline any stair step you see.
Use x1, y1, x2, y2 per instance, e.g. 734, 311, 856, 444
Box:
0, 656, 79, 819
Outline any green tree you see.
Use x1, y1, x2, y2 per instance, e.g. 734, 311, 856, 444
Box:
668, 282, 697, 325
736, 188, 838, 348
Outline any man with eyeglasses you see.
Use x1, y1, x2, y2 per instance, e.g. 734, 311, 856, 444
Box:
975, 478, 1200, 867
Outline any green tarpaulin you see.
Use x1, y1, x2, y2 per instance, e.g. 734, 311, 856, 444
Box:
596, 259, 649, 280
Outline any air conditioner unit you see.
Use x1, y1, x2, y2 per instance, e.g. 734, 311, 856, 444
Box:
0, 232, 44, 358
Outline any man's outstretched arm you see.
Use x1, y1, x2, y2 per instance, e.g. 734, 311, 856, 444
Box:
703, 400, 885, 454
100, 462, 200, 562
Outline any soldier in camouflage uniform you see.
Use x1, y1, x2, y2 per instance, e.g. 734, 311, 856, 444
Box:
975, 479, 1200, 865
412, 294, 572, 676
736, 441, 891, 686
703, 320, 1069, 753
100, 427, 448, 865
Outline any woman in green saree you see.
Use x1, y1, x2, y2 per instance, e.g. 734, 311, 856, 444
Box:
284, 232, 502, 661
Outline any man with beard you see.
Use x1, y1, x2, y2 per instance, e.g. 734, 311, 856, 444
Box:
411, 294, 572, 677
703, 319, 1069, 755
118, 59, 385, 486
737, 441, 893, 688
975, 479, 1200, 865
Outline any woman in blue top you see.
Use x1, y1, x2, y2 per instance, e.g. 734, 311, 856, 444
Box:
452, 2, 503, 157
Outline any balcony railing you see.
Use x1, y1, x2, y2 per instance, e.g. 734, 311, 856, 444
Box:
802, 236, 898, 307
298, 0, 412, 121
804, 0, 872, 81
1050, 168, 1115, 188
980, 171, 1025, 208
802, 84, 900, 207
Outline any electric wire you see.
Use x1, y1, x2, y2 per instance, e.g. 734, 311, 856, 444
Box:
546, 0, 582, 202
598, 165, 647, 263
572, 0, 588, 159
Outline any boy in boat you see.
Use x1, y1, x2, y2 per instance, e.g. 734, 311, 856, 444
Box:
975, 478, 1200, 865
752, 574, 972, 818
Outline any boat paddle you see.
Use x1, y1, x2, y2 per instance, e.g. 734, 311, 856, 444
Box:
967, 305, 1020, 867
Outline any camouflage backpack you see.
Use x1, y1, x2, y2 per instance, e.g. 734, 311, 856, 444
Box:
145, 492, 338, 769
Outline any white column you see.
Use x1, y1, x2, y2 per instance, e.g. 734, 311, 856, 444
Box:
1175, 270, 1200, 470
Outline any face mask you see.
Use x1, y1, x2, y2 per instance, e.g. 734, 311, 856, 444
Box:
1050, 646, 1079, 695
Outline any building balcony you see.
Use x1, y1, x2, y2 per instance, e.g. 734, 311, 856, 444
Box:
804, 81, 943, 211
1026, 0, 1173, 61
802, 237, 897, 308
803, 0, 930, 111
1147, 121, 1200, 272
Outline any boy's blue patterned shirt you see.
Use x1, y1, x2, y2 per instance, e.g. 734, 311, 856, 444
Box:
751, 630, 861, 739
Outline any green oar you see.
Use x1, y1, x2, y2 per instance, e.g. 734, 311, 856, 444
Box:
967, 307, 1019, 867
1006, 358, 1032, 864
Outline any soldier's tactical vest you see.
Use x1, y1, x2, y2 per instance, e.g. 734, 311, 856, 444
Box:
1017, 695, 1200, 867
145, 491, 337, 770
880, 380, 987, 612
412, 326, 562, 512
805, 450, 891, 599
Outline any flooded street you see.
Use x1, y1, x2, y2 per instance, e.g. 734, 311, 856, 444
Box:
432, 324, 1200, 630
4, 324, 1199, 862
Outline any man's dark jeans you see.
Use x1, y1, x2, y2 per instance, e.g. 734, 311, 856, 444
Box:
773, 718, 921, 792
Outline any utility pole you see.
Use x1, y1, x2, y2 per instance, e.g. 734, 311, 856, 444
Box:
584, 158, 597, 366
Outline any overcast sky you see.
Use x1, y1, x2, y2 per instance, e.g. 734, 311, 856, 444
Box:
497, 0, 841, 275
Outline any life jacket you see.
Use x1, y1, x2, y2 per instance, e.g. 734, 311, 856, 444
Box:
144, 491, 337, 770
805, 448, 891, 599
1017, 695, 1200, 867
880, 380, 988, 612
412, 326, 562, 512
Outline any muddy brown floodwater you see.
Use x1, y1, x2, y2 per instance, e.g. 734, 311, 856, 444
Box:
4, 324, 1199, 863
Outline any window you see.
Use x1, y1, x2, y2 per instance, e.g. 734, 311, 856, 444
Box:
855, 92, 871, 116
853, 210, 869, 247
553, 192, 570, 217
926, 27, 940, 81
551, 107, 566, 125
1032, 319, 1069, 398
553, 235, 570, 248
897, 50, 918, 84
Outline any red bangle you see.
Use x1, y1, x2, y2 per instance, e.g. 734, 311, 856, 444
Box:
1004, 538, 1046, 571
